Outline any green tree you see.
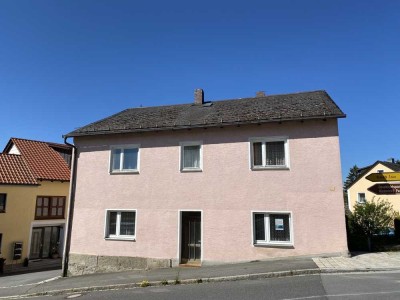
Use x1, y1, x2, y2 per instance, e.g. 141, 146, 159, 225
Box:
343, 165, 360, 191
348, 197, 398, 251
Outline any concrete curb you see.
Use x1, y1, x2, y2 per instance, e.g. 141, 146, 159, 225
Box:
2, 267, 400, 299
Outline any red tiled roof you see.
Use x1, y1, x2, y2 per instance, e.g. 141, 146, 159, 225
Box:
9, 138, 71, 182
0, 154, 38, 185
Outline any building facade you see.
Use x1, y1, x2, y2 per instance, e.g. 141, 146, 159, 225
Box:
0, 138, 71, 266
65, 90, 348, 275
347, 160, 400, 213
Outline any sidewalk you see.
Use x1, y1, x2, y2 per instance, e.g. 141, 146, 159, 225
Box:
1, 252, 400, 299
1, 258, 61, 276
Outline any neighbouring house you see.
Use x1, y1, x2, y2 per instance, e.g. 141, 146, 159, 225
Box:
347, 160, 400, 213
0, 138, 71, 266
64, 89, 348, 275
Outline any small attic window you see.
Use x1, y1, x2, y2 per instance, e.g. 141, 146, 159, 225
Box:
378, 170, 384, 173
8, 144, 21, 155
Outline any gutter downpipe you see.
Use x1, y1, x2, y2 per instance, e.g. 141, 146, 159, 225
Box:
62, 136, 77, 277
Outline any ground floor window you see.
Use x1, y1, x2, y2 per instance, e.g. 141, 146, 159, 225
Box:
357, 193, 366, 204
253, 212, 292, 245
105, 210, 136, 240
30, 226, 62, 259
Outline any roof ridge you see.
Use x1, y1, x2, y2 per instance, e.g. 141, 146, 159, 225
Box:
10, 137, 66, 146
123, 90, 328, 111
65, 89, 346, 137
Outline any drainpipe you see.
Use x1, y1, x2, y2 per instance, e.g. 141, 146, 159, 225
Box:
62, 136, 77, 277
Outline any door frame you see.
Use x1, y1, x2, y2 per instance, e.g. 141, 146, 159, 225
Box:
28, 220, 65, 259
30, 228, 44, 259
177, 210, 203, 264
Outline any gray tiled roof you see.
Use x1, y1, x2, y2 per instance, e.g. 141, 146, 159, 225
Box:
378, 161, 400, 172
65, 90, 345, 137
347, 160, 400, 190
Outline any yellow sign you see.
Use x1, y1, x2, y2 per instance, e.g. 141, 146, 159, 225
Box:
366, 172, 400, 182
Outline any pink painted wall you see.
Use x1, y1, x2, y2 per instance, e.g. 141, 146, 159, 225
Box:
70, 119, 348, 263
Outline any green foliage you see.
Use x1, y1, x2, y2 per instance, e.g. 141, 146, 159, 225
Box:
161, 279, 168, 285
343, 165, 360, 191
139, 280, 150, 287
349, 197, 397, 237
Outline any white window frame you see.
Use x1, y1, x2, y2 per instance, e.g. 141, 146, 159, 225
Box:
104, 209, 137, 241
179, 141, 203, 172
109, 144, 140, 174
252, 211, 293, 246
249, 137, 290, 170
357, 193, 366, 204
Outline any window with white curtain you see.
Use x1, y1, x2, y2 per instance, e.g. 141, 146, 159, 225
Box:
358, 193, 366, 204
105, 210, 136, 240
180, 142, 202, 171
110, 145, 140, 173
250, 137, 289, 169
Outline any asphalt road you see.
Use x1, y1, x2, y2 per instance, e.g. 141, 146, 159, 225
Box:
26, 271, 400, 300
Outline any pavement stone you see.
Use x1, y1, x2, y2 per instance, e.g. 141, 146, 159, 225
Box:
313, 252, 400, 270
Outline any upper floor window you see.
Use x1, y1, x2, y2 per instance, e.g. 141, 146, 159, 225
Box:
358, 193, 366, 204
105, 210, 136, 240
110, 145, 140, 173
0, 194, 6, 213
250, 137, 289, 170
180, 142, 202, 172
35, 196, 65, 219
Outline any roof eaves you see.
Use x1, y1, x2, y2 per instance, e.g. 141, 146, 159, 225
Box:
346, 162, 380, 190
347, 161, 400, 190
63, 109, 131, 139
0, 182, 39, 186
37, 177, 70, 182
65, 114, 345, 138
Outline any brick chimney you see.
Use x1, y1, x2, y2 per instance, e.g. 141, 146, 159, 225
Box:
256, 91, 266, 97
194, 89, 204, 105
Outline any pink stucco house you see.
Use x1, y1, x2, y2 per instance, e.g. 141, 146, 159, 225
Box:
64, 89, 348, 275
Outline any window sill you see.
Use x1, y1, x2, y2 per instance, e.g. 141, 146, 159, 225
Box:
180, 168, 202, 173
110, 170, 139, 175
254, 242, 293, 248
105, 237, 136, 242
251, 166, 289, 171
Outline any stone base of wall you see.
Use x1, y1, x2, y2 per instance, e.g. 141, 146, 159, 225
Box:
67, 253, 171, 276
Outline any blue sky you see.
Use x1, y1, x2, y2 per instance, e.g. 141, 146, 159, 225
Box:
0, 0, 399, 180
